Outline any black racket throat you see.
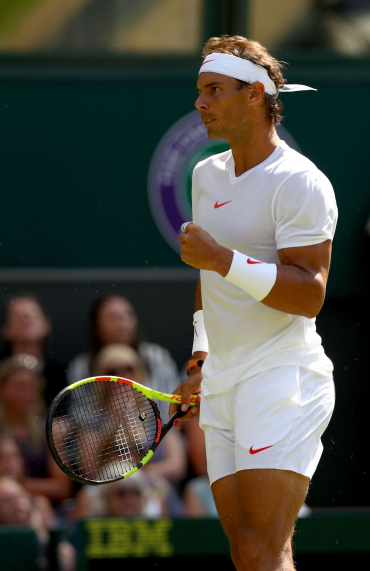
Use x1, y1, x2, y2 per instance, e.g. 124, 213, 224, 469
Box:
158, 408, 186, 443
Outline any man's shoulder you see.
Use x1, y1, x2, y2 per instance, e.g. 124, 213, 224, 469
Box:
278, 143, 333, 189
193, 149, 231, 174
281, 144, 325, 177
279, 143, 319, 175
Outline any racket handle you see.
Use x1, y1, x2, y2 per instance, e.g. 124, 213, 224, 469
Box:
159, 409, 187, 443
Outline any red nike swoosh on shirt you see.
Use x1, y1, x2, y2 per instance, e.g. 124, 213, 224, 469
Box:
247, 258, 263, 264
214, 200, 232, 209
249, 445, 273, 454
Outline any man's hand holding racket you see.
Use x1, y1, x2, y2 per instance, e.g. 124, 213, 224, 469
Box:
169, 371, 203, 427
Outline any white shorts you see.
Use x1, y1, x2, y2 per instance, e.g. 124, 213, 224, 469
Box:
199, 366, 335, 486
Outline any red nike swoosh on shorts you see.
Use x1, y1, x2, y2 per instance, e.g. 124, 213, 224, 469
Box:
249, 445, 273, 454
247, 258, 263, 264
214, 200, 232, 209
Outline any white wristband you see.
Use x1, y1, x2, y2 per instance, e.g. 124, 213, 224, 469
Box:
192, 310, 209, 355
224, 250, 277, 301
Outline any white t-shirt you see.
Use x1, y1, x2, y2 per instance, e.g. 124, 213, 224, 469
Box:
192, 141, 338, 396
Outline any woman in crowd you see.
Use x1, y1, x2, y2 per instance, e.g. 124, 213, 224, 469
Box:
0, 355, 72, 502
0, 475, 75, 571
1, 295, 66, 405
0, 433, 56, 528
67, 295, 180, 420
0, 477, 52, 541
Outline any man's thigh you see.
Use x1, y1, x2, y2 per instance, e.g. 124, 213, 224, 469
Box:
212, 468, 309, 544
236, 469, 309, 537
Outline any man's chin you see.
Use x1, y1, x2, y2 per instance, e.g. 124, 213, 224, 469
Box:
206, 127, 224, 140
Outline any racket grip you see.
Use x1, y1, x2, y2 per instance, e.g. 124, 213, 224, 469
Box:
159, 409, 186, 443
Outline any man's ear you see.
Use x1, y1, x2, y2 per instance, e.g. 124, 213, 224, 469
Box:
248, 81, 266, 106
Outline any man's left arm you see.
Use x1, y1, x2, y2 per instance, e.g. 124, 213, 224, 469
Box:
261, 240, 331, 318
179, 224, 332, 319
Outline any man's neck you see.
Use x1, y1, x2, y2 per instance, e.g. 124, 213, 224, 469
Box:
229, 124, 280, 178
10, 341, 44, 362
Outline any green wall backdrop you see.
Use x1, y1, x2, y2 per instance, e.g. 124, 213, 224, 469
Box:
0, 54, 369, 297
0, 54, 369, 508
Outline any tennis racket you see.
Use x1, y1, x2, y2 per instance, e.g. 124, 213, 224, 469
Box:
46, 376, 197, 485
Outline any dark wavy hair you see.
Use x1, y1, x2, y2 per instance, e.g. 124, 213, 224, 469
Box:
202, 35, 286, 125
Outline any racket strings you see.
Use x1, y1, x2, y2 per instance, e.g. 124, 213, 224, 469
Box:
51, 381, 158, 482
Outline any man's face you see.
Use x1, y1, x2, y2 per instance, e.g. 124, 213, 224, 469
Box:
195, 72, 252, 142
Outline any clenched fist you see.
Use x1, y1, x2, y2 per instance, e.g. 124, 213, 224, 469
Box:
179, 223, 233, 277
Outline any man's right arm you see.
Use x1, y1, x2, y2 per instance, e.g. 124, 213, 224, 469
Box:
193, 279, 208, 364
169, 279, 207, 423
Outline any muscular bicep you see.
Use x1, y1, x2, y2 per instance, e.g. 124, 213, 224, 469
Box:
262, 240, 332, 318
278, 239, 332, 288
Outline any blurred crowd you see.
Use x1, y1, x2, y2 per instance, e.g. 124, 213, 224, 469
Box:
0, 293, 217, 567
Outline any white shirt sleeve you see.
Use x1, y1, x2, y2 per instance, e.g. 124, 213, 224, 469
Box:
191, 167, 199, 224
274, 169, 338, 250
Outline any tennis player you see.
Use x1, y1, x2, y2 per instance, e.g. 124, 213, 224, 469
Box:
169, 36, 337, 571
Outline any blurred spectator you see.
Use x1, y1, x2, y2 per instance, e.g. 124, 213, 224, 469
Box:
179, 362, 209, 477
178, 363, 218, 518
0, 476, 51, 542
67, 295, 180, 420
182, 416, 208, 478
1, 295, 66, 406
0, 432, 25, 481
0, 476, 75, 571
181, 414, 219, 518
183, 476, 218, 518
74, 470, 168, 518
92, 343, 147, 385
93, 344, 187, 485
0, 433, 56, 529
0, 355, 72, 502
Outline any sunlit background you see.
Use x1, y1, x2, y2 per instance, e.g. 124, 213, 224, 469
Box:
0, 0, 369, 54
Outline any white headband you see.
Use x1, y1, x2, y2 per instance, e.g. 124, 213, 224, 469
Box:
199, 53, 316, 97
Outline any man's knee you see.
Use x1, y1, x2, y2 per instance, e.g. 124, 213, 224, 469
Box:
238, 527, 292, 569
